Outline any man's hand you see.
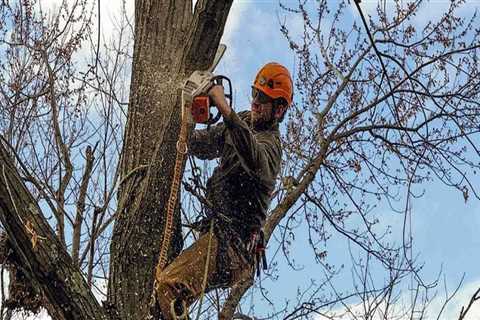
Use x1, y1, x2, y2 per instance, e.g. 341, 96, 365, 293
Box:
208, 85, 232, 118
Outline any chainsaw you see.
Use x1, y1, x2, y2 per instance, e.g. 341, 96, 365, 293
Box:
181, 44, 232, 125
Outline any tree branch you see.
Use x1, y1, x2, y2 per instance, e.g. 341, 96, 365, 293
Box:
42, 49, 73, 246
72, 143, 97, 265
219, 272, 253, 320
182, 0, 233, 73
458, 287, 480, 320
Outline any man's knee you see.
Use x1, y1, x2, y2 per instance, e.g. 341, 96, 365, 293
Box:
152, 234, 220, 318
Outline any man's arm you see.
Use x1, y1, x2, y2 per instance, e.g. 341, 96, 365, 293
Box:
189, 122, 225, 160
223, 112, 282, 179
208, 85, 282, 179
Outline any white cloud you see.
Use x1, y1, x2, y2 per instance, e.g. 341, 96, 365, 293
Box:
316, 279, 480, 320
91, 278, 108, 303
12, 309, 50, 320
96, 0, 134, 40
429, 279, 480, 320
38, 0, 64, 14
221, 1, 252, 47
39, 0, 134, 42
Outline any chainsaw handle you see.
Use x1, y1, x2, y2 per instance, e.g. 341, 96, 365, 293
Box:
207, 76, 233, 126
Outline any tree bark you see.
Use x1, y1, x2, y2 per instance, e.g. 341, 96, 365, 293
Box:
107, 0, 233, 319
0, 143, 108, 320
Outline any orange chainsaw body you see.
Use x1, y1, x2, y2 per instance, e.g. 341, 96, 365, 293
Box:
191, 96, 210, 124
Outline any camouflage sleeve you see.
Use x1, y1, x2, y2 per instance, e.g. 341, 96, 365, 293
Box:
189, 122, 225, 160
223, 111, 282, 181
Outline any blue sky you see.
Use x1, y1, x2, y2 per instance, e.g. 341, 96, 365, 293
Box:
7, 0, 480, 319
218, 1, 480, 318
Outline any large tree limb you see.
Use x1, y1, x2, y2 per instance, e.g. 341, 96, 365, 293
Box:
0, 141, 107, 320
108, 1, 234, 319
182, 0, 233, 73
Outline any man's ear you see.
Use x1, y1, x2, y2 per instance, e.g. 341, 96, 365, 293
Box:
274, 104, 286, 119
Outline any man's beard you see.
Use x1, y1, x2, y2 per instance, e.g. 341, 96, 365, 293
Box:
251, 111, 273, 129
251, 111, 264, 125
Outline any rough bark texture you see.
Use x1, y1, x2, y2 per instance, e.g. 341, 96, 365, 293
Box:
0, 234, 43, 314
0, 144, 108, 320
107, 0, 233, 319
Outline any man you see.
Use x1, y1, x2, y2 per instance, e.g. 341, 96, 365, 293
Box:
154, 62, 293, 319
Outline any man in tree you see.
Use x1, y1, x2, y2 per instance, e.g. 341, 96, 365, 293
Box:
154, 62, 293, 318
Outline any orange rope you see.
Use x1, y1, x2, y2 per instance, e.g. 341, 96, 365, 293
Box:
157, 107, 189, 274
151, 101, 190, 317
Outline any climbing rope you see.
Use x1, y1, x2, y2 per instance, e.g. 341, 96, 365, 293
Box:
157, 102, 189, 272
194, 220, 214, 320
151, 93, 191, 315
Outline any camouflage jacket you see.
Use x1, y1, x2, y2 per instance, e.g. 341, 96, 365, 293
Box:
189, 110, 282, 240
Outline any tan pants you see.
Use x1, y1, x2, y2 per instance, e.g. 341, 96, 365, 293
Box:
154, 232, 251, 319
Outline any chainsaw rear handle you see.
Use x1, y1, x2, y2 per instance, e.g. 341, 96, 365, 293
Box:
207, 75, 233, 125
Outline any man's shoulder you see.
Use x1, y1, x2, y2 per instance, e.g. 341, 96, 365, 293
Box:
256, 130, 282, 154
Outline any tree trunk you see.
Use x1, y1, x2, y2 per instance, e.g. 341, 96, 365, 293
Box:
107, 0, 233, 319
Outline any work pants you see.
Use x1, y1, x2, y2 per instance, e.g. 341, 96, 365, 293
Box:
154, 232, 252, 319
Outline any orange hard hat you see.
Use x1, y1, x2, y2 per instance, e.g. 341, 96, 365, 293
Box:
252, 62, 293, 106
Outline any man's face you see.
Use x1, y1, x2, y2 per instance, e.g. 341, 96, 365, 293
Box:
251, 88, 274, 126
